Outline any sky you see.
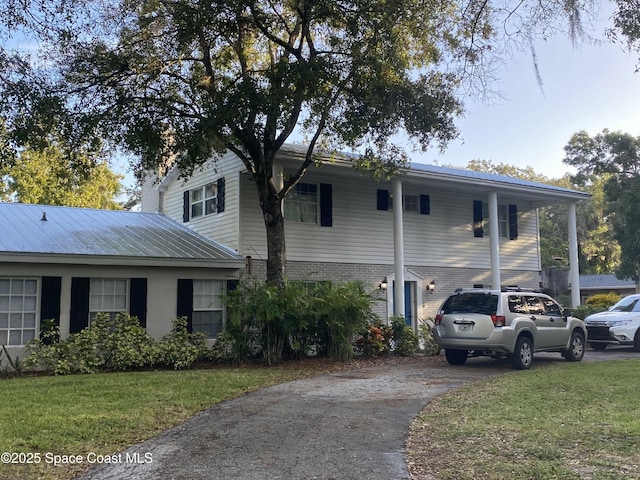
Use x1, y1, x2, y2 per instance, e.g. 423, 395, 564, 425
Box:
414, 9, 640, 178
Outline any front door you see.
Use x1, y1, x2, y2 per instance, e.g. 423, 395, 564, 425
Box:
392, 281, 415, 327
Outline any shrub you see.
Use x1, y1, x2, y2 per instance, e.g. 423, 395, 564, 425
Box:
586, 292, 621, 309
390, 316, 418, 356
25, 313, 156, 374
418, 319, 441, 356
90, 313, 156, 371
312, 282, 378, 361
156, 317, 208, 369
572, 304, 605, 320
355, 321, 393, 357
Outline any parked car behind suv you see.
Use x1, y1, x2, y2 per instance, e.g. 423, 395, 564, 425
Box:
584, 294, 640, 351
433, 287, 587, 370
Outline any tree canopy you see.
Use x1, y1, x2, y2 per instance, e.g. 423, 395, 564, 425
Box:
0, 138, 124, 209
0, 0, 610, 283
564, 129, 640, 284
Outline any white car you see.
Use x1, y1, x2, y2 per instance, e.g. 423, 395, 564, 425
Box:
584, 294, 640, 351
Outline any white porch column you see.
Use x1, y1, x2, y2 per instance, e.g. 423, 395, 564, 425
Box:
488, 191, 501, 290
392, 177, 405, 317
568, 202, 581, 308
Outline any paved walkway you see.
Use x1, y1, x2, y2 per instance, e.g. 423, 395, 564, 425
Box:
77, 349, 638, 480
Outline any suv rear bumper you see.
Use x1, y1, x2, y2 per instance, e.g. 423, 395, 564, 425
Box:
433, 327, 517, 354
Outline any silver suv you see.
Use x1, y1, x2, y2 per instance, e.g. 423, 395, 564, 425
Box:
433, 287, 587, 369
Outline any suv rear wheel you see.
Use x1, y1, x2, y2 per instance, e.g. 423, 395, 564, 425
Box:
511, 336, 533, 370
445, 349, 468, 365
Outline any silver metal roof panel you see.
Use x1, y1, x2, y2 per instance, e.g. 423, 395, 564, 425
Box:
0, 203, 244, 266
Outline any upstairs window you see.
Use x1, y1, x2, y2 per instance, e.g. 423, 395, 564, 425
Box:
285, 183, 318, 223
473, 201, 518, 239
183, 177, 225, 222
190, 182, 218, 219
482, 203, 508, 238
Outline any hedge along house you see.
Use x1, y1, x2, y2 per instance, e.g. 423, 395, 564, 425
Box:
142, 144, 591, 329
0, 202, 244, 358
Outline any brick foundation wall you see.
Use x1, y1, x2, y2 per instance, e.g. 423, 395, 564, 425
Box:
241, 258, 539, 320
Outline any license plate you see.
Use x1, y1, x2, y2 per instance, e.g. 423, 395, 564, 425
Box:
458, 324, 472, 332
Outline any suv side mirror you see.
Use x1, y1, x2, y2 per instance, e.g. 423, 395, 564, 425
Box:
562, 308, 572, 319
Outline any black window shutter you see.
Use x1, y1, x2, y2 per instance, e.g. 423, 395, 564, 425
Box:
420, 194, 431, 215
319, 183, 333, 227
70, 277, 90, 334
217, 177, 226, 213
509, 204, 518, 240
177, 279, 194, 333
377, 189, 389, 211
129, 278, 148, 328
473, 200, 484, 237
183, 190, 190, 222
40, 276, 62, 328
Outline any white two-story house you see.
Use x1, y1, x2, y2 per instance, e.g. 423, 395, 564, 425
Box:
141, 144, 590, 329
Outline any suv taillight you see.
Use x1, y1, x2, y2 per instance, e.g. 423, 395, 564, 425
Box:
491, 315, 506, 327
435, 314, 443, 325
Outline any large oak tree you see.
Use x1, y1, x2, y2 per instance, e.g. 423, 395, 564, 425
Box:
1, 0, 603, 284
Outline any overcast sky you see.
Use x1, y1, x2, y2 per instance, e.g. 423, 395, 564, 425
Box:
415, 7, 640, 178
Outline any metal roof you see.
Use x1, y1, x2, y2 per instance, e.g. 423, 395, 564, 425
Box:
277, 144, 590, 205
0, 203, 244, 267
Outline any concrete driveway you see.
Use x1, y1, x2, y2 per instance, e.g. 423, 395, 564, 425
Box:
77, 348, 638, 480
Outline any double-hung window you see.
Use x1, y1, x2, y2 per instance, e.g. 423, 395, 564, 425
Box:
285, 183, 318, 223
192, 280, 224, 338
482, 203, 508, 238
190, 182, 218, 219
0, 278, 38, 346
89, 278, 128, 322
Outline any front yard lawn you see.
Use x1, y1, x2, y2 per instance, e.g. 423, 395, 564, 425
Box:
407, 359, 640, 479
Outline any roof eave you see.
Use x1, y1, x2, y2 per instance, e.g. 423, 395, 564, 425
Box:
0, 252, 245, 269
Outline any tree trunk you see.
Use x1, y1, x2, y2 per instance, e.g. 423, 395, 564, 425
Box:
258, 181, 286, 286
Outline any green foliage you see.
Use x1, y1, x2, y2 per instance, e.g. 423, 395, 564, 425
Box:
390, 316, 419, 356
25, 313, 207, 374
564, 129, 640, 280
312, 282, 378, 362
156, 318, 208, 370
0, 345, 23, 377
586, 292, 621, 308
0, 140, 124, 208
571, 305, 605, 320
225, 282, 312, 365
418, 319, 441, 356
354, 321, 393, 357
225, 281, 378, 364
571, 293, 620, 321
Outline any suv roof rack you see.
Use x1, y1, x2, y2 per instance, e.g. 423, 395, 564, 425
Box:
453, 286, 542, 293
500, 286, 541, 292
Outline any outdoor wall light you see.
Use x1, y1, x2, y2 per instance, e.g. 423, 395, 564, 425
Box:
378, 277, 388, 292
426, 280, 436, 294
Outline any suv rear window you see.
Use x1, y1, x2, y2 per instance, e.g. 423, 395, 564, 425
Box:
440, 293, 498, 315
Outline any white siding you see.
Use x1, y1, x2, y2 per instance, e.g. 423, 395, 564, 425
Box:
160, 152, 244, 252
241, 169, 541, 272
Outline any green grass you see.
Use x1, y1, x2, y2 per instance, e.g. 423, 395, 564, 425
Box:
407, 359, 640, 480
0, 365, 324, 480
